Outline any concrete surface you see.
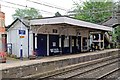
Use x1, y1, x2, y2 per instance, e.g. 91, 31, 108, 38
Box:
0, 49, 120, 78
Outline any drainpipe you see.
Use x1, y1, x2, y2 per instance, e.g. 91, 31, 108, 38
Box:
28, 28, 29, 58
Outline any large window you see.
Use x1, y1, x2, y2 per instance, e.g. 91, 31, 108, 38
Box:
93, 34, 99, 40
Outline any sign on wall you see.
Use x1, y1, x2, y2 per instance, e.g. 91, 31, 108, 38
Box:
19, 30, 26, 35
19, 30, 26, 38
20, 36, 25, 38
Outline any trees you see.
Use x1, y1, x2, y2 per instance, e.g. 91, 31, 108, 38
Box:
73, 0, 114, 24
72, 0, 120, 48
111, 26, 120, 48
113, 26, 120, 41
12, 8, 42, 19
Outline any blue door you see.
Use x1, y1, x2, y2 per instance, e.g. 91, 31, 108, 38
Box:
37, 34, 47, 56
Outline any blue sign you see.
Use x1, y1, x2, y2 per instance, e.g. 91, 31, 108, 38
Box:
19, 30, 26, 35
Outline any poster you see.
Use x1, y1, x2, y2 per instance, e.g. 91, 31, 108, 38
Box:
72, 39, 74, 46
53, 42, 56, 47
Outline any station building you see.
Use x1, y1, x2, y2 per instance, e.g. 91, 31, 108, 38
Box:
7, 17, 112, 57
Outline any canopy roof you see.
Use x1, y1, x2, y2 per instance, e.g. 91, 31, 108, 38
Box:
30, 17, 112, 31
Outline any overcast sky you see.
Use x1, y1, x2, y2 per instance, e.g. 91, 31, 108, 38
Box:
0, 0, 82, 26
0, 0, 119, 26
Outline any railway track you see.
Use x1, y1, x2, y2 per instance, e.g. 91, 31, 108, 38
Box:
38, 56, 120, 80
97, 68, 120, 80
71, 60, 119, 79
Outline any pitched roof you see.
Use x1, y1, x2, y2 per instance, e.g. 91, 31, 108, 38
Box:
102, 17, 120, 28
7, 18, 29, 30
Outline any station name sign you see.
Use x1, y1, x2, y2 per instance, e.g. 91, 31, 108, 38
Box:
19, 30, 26, 35
19, 30, 26, 38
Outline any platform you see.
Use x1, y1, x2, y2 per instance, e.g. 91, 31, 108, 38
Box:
1, 49, 120, 78
0, 49, 119, 70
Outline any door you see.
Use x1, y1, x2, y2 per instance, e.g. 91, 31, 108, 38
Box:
72, 36, 77, 53
37, 34, 47, 56
49, 35, 59, 56
61, 35, 70, 54
78, 36, 81, 52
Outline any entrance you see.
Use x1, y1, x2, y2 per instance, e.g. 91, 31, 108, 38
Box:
49, 35, 59, 56
72, 36, 77, 53
61, 35, 70, 54
37, 34, 47, 56
77, 36, 81, 52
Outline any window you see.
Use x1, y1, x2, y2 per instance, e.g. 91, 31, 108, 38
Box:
53, 29, 58, 33
83, 37, 87, 50
72, 39, 74, 47
64, 36, 69, 47
93, 34, 99, 40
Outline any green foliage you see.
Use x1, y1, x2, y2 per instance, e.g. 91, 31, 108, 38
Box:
108, 25, 120, 48
12, 8, 42, 19
73, 0, 114, 23
113, 26, 120, 42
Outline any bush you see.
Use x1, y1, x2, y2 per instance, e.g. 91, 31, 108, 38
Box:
6, 53, 11, 57
10, 54, 14, 58
10, 54, 17, 58
14, 55, 17, 59
106, 45, 110, 49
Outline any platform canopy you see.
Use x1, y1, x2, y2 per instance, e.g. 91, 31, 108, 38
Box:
30, 17, 112, 31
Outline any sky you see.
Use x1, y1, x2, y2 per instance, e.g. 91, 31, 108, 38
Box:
0, 0, 81, 26
0, 0, 119, 26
